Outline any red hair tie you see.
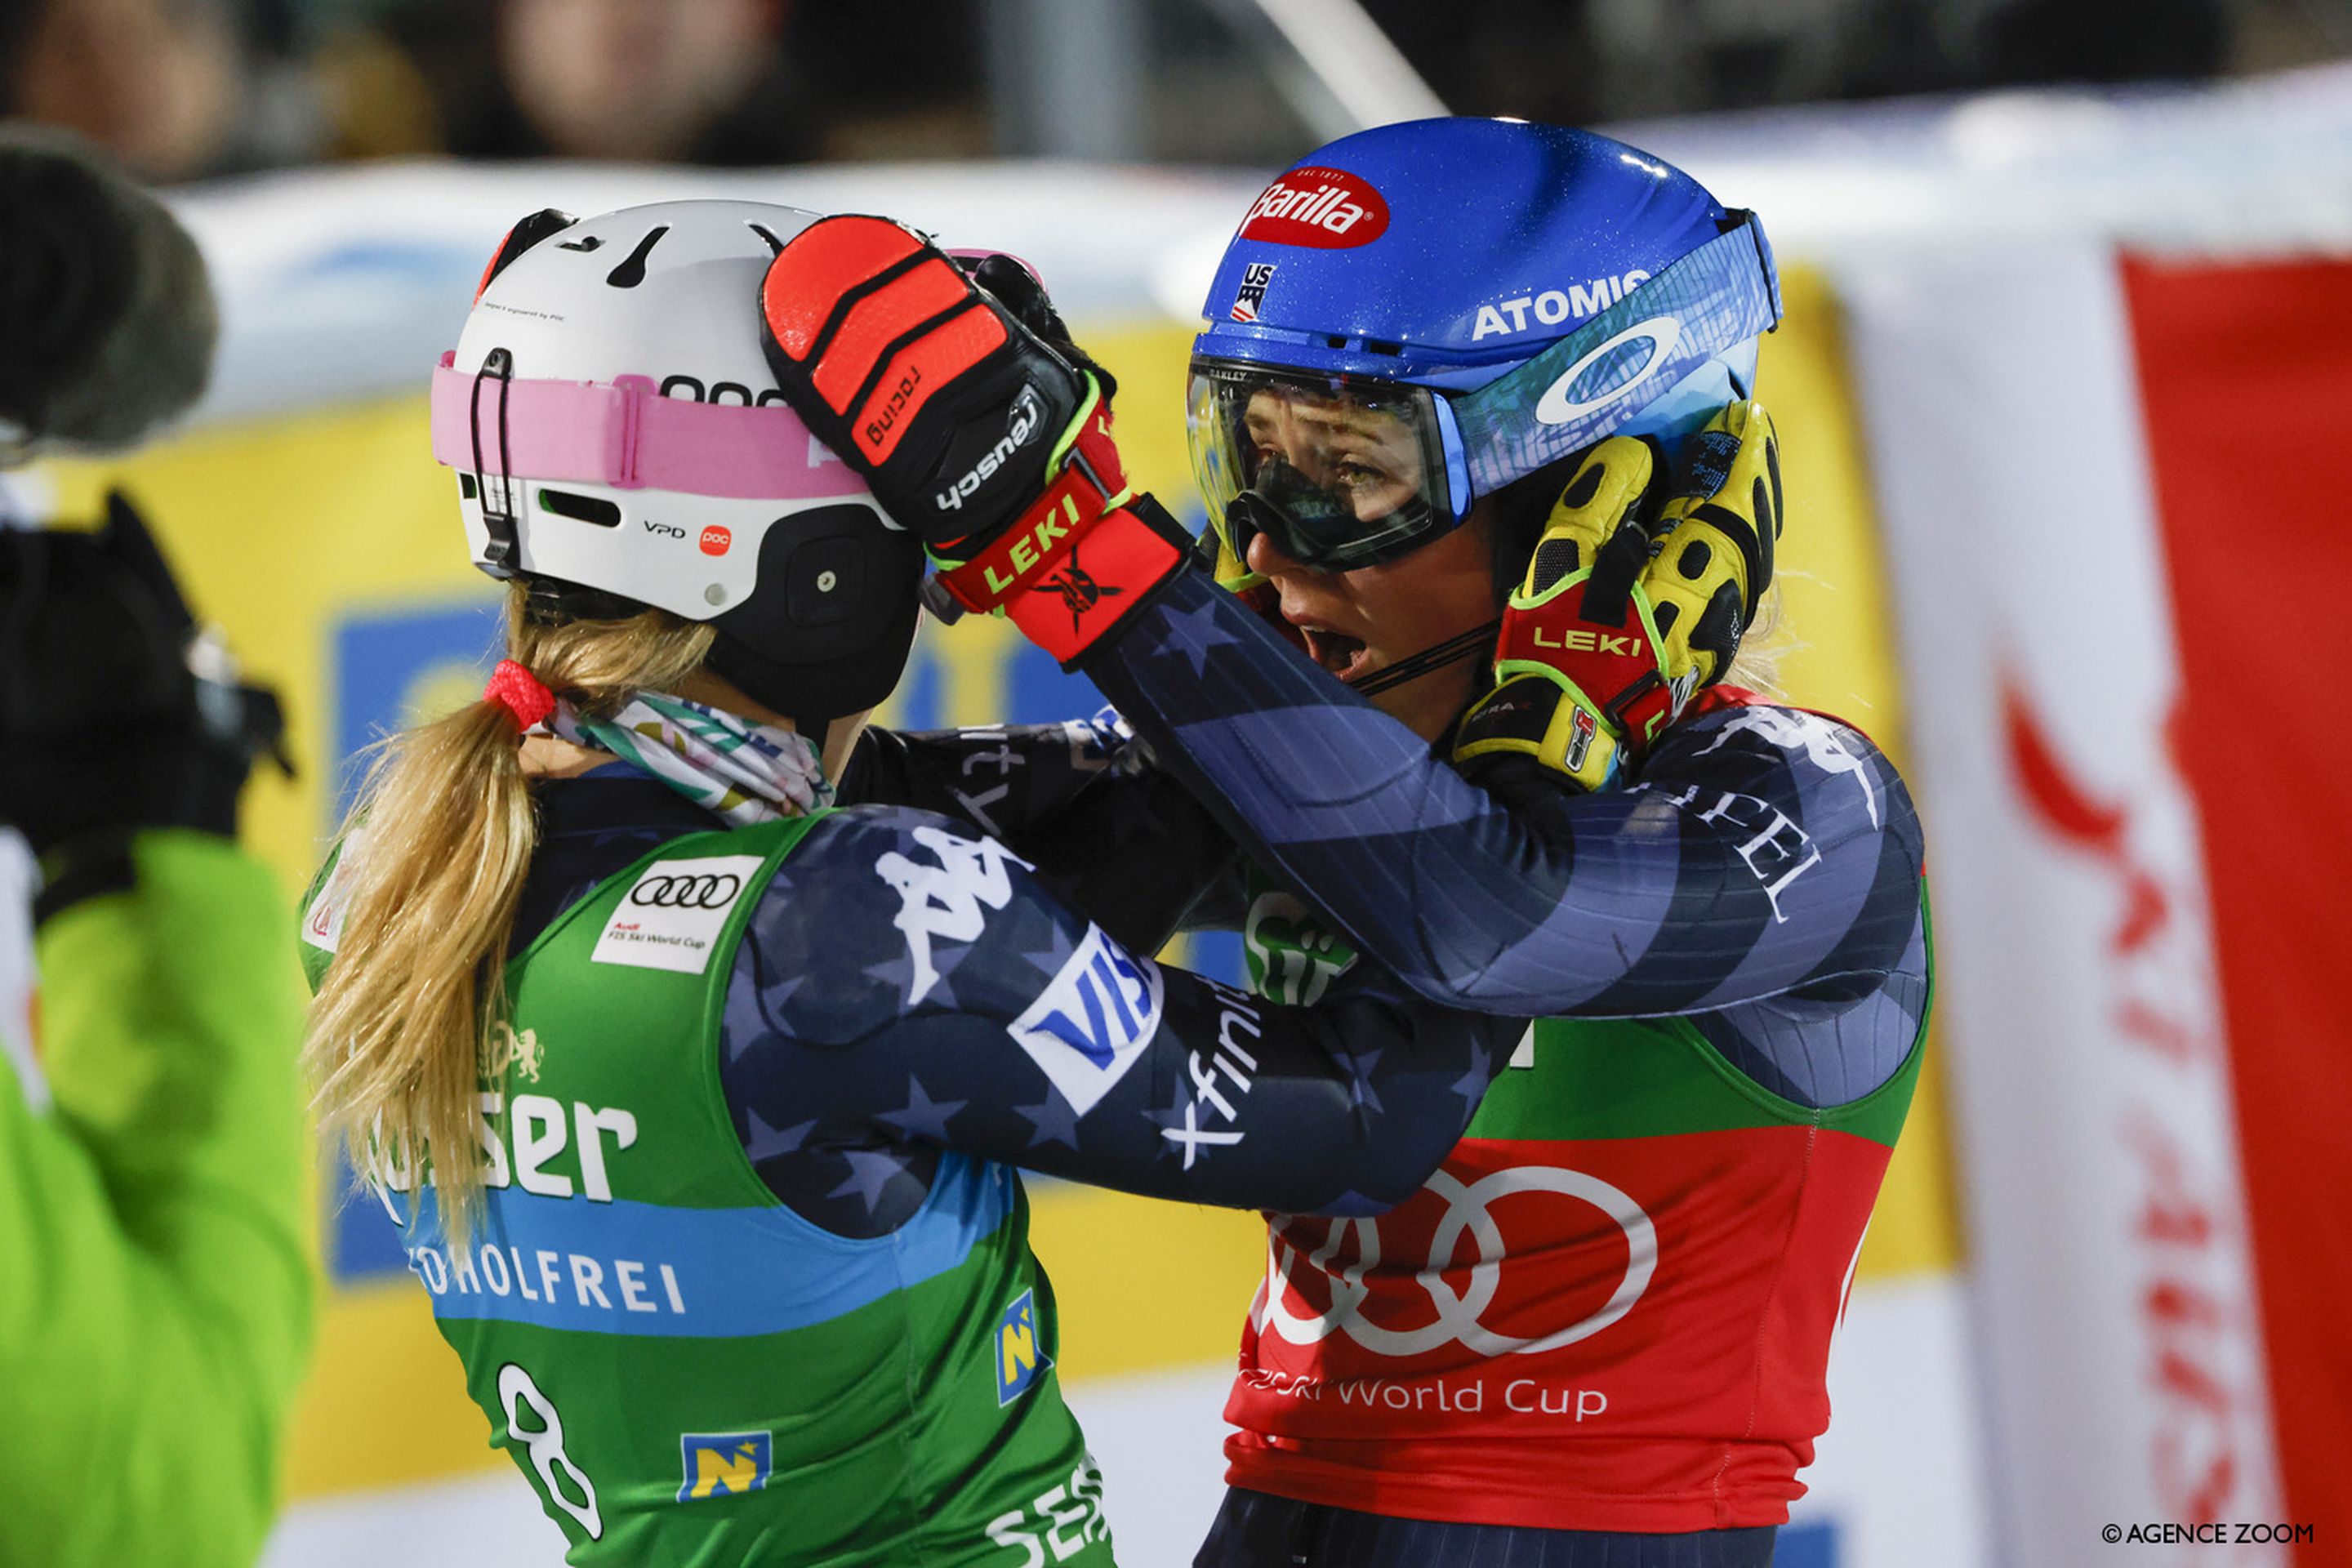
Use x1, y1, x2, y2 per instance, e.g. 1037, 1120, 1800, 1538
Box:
483, 659, 555, 733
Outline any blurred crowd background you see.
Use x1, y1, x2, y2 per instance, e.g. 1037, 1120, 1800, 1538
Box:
7, 0, 2350, 185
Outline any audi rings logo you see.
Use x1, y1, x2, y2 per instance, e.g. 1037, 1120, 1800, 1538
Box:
1258, 1165, 1658, 1357
629, 872, 742, 910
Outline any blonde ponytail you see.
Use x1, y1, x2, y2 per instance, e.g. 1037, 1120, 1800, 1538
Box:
305, 583, 715, 1246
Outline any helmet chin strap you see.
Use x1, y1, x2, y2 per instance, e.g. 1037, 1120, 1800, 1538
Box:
1346, 617, 1501, 699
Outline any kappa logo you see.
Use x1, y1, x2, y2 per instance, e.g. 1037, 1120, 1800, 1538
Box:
1008, 922, 1164, 1116
875, 826, 1030, 1004
591, 853, 764, 974
679, 1431, 773, 1502
1534, 316, 1684, 427
1238, 166, 1391, 249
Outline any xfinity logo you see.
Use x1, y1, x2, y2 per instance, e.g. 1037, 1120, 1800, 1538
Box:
936, 384, 1047, 513
1534, 317, 1683, 426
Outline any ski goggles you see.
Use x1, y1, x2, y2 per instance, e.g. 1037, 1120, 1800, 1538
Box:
1188, 211, 1783, 577
1188, 360, 1471, 574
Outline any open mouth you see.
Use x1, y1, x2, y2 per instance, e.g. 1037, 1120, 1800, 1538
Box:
1298, 626, 1370, 680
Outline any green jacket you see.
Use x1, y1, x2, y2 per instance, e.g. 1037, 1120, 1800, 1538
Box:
0, 831, 318, 1568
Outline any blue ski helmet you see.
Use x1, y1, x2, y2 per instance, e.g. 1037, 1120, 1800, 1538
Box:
1190, 118, 1780, 575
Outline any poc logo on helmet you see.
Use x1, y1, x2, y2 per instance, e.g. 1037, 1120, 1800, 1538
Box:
1238, 166, 1391, 250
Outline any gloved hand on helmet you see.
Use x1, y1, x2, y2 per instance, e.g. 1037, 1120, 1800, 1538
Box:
1452, 399, 1781, 792
755, 216, 1191, 669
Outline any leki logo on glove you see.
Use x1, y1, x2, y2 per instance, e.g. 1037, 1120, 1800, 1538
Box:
1239, 167, 1391, 249
1530, 626, 1646, 658
937, 384, 1046, 513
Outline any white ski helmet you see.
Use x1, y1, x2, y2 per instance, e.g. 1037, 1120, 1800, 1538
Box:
430, 199, 924, 725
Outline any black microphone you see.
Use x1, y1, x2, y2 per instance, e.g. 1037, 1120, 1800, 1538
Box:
0, 126, 216, 457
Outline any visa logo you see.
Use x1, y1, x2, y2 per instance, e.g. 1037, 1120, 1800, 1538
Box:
679, 1430, 773, 1502
996, 1289, 1048, 1406
1006, 924, 1165, 1116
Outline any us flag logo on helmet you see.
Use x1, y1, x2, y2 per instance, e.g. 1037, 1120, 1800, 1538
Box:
1230, 262, 1276, 322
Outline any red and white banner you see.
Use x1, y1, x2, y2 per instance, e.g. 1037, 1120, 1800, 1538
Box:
1851, 240, 2352, 1562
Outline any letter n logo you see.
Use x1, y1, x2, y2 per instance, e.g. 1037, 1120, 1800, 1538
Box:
679, 1431, 773, 1502
996, 1288, 1049, 1406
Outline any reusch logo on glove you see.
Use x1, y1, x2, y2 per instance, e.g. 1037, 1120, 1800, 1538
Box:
936, 384, 1046, 513
1239, 167, 1390, 249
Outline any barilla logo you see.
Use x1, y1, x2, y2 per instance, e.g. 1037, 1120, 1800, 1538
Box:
1238, 166, 1390, 249
699, 525, 731, 556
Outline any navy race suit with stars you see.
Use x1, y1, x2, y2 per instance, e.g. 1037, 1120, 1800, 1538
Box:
849, 564, 1931, 1556
510, 746, 1520, 1241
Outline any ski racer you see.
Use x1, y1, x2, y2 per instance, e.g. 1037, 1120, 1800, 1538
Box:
752, 118, 1931, 1567
298, 200, 1532, 1567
